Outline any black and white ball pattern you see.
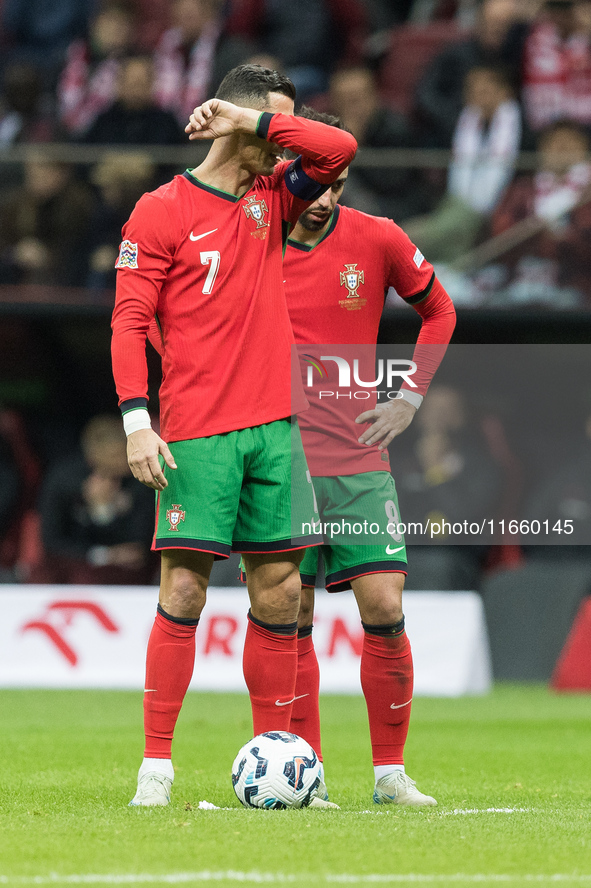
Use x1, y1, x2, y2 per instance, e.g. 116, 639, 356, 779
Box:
232, 731, 321, 809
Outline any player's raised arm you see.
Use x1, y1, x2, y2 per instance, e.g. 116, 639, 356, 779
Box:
185, 98, 262, 141
186, 100, 357, 187
111, 193, 177, 490
256, 112, 357, 186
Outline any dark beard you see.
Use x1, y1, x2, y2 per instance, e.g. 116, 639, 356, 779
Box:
299, 212, 329, 232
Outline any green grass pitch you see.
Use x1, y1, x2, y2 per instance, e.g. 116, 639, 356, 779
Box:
0, 685, 590, 887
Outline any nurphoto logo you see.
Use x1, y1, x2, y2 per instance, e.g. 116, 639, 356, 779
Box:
302, 354, 417, 400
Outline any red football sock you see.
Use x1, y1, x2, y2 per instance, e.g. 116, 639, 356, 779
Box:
290, 627, 322, 760
143, 607, 198, 759
360, 627, 413, 766
243, 611, 298, 735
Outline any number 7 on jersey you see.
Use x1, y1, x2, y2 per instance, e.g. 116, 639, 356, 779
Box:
200, 250, 220, 294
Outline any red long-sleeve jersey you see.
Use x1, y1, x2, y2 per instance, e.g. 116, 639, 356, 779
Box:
284, 205, 456, 475
111, 112, 356, 441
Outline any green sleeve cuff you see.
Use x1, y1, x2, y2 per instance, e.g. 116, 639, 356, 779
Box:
256, 111, 273, 140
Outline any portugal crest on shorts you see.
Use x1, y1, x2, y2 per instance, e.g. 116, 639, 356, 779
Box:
243, 194, 269, 239
340, 263, 365, 297
166, 504, 185, 532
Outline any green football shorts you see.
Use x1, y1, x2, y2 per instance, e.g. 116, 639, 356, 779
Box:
299, 471, 408, 592
153, 418, 320, 557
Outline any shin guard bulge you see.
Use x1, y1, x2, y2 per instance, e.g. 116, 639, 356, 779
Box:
360, 622, 413, 766
290, 626, 322, 759
143, 606, 198, 759
243, 611, 298, 735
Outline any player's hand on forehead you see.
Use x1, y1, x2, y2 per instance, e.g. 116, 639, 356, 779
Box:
186, 99, 259, 140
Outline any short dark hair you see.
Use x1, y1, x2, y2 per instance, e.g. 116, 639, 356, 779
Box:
215, 64, 296, 108
296, 105, 346, 130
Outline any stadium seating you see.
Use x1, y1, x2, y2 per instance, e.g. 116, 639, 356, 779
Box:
134, 0, 170, 49
378, 22, 465, 115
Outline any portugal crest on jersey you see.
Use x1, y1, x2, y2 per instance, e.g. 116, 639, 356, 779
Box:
243, 194, 269, 239
166, 504, 186, 532
340, 263, 365, 297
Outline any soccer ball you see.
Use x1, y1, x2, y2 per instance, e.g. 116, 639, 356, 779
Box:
232, 731, 321, 809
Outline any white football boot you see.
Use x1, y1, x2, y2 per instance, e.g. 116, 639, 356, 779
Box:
129, 759, 174, 807
373, 771, 437, 807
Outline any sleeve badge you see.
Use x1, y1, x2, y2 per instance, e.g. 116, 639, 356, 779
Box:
115, 240, 139, 269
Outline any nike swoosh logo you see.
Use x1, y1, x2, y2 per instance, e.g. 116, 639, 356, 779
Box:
386, 545, 404, 555
144, 689, 158, 692
189, 228, 218, 241
390, 697, 413, 710
275, 694, 309, 707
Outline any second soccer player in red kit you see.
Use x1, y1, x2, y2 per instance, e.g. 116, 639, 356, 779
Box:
282, 109, 456, 807
111, 66, 356, 806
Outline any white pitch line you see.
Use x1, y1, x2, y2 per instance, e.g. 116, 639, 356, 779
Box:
326, 880, 591, 884
440, 808, 531, 816
327, 878, 591, 884
194, 806, 532, 817
356, 808, 531, 817
1, 874, 591, 885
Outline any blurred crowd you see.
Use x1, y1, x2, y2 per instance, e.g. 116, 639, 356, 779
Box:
0, 0, 591, 304
1, 0, 591, 591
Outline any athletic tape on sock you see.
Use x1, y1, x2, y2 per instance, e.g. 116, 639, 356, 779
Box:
297, 624, 314, 639
157, 603, 200, 627
248, 609, 298, 636
362, 615, 405, 637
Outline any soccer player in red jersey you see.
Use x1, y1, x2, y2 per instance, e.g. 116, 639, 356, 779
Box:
282, 109, 456, 807
111, 67, 356, 806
